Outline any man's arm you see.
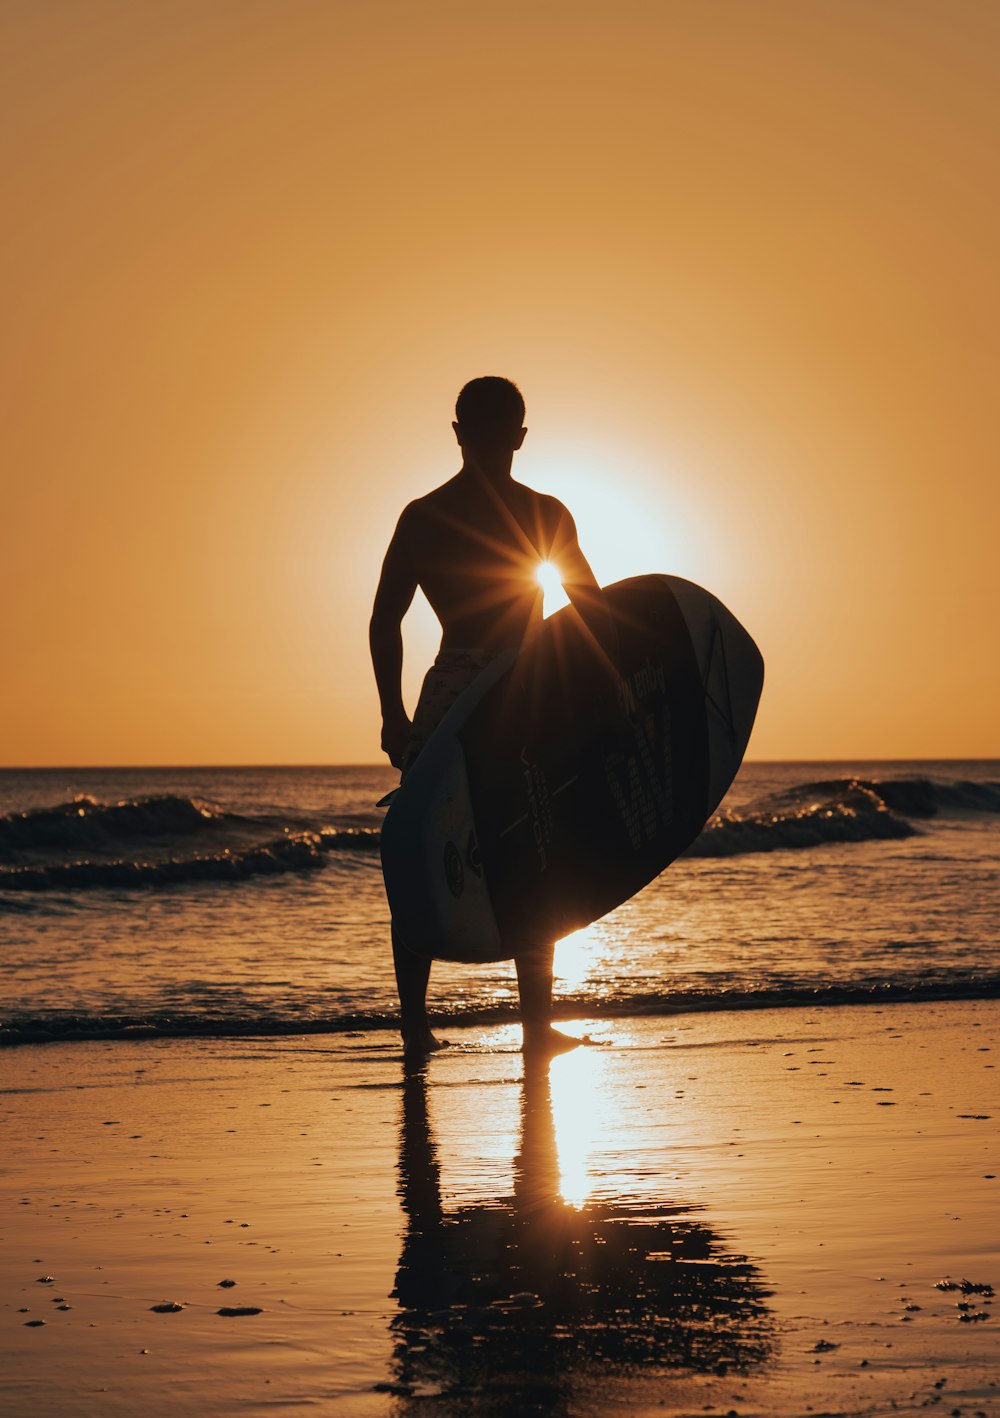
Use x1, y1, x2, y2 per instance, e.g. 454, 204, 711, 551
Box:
550, 505, 619, 667
369, 511, 419, 769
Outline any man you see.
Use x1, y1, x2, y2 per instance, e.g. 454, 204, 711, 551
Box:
370, 376, 616, 1061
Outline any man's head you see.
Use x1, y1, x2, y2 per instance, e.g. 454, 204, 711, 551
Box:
453, 376, 526, 456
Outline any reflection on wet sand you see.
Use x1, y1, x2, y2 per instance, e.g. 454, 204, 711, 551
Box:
390, 1054, 775, 1411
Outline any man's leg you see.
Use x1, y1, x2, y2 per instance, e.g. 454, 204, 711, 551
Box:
392, 926, 446, 1060
515, 940, 582, 1056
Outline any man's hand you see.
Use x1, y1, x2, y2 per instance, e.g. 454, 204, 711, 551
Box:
381, 710, 413, 771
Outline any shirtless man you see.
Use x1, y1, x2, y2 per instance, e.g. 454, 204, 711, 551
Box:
370, 377, 616, 1061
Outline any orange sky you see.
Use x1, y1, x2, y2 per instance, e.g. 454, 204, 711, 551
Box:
2, 0, 997, 765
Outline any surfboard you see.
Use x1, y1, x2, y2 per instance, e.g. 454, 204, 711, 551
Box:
380, 575, 763, 963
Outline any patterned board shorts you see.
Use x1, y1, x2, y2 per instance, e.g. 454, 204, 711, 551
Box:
403, 649, 494, 776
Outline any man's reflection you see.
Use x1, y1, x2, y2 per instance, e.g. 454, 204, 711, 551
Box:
390, 1060, 774, 1410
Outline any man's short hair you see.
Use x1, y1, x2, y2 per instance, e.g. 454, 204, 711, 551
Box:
455, 376, 525, 450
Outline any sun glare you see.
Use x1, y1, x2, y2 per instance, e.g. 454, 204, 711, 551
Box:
550, 1048, 603, 1208
521, 446, 686, 588
554, 924, 603, 991
536, 560, 570, 618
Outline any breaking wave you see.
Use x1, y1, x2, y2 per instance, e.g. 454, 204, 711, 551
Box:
0, 794, 233, 857
0, 826, 381, 892
690, 779, 917, 857
687, 775, 999, 859
0, 777, 995, 895
754, 775, 1000, 819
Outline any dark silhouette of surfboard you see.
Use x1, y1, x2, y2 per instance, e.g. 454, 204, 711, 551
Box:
381, 575, 763, 962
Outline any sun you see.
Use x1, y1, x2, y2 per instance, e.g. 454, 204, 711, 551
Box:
520, 441, 682, 587
536, 560, 570, 617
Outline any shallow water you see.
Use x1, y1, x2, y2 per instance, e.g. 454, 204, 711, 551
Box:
0, 761, 997, 1043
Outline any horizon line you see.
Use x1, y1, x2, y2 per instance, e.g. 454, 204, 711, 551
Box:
1, 755, 997, 773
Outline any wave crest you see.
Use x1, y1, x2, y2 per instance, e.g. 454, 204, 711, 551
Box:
0, 794, 225, 858
755, 774, 1000, 819
690, 775, 999, 859
0, 827, 382, 893
692, 780, 916, 857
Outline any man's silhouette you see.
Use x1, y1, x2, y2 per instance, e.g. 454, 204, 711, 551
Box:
370, 377, 615, 1061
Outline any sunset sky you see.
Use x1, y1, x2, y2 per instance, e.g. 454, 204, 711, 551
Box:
2, 0, 997, 765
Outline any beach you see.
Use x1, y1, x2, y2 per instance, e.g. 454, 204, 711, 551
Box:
3, 999, 997, 1417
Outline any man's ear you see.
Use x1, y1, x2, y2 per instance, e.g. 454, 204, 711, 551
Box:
452, 420, 462, 445
514, 427, 527, 450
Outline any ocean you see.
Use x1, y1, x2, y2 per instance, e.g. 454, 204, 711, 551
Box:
1, 761, 997, 1046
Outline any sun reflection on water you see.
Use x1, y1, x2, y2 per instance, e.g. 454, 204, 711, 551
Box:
391, 1043, 777, 1404
549, 1044, 607, 1208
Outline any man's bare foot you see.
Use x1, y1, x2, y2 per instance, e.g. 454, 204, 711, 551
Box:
402, 1026, 449, 1063
521, 1025, 583, 1057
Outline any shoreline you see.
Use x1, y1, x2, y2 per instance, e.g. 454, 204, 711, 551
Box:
4, 978, 1000, 1047
2, 998, 998, 1416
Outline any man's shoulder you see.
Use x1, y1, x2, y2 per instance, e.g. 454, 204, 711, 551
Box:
396, 477, 460, 531
403, 474, 464, 516
400, 477, 574, 539
514, 484, 575, 533
537, 488, 572, 520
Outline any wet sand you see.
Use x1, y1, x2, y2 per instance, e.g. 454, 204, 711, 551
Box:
1, 999, 997, 1417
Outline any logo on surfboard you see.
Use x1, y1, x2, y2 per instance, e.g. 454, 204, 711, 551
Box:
443, 841, 464, 897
